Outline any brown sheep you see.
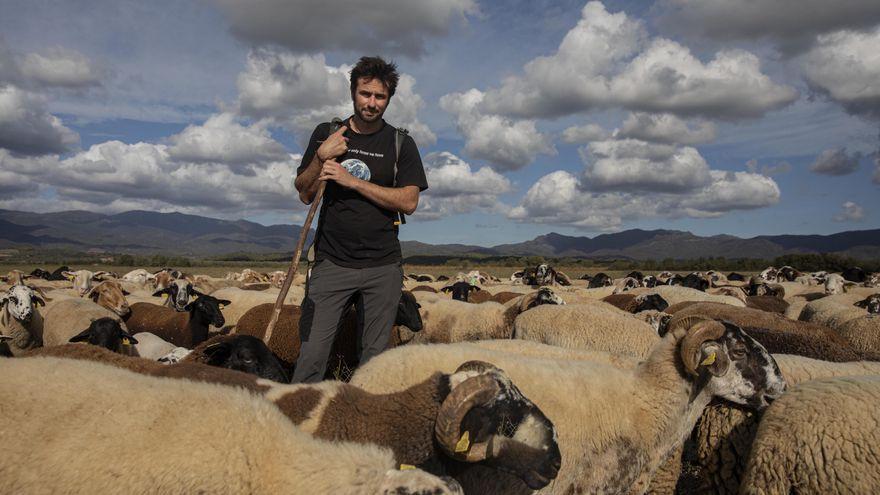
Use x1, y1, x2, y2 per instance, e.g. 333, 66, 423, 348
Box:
489, 291, 523, 304
669, 302, 879, 362
744, 295, 789, 314
410, 285, 438, 293
468, 290, 492, 304
124, 294, 230, 349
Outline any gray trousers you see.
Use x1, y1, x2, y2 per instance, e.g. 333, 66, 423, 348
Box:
291, 259, 402, 383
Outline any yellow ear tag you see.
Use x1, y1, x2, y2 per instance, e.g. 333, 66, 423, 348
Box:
122, 338, 131, 346
399, 464, 416, 471
162, 294, 169, 299
454, 431, 470, 453
701, 352, 717, 366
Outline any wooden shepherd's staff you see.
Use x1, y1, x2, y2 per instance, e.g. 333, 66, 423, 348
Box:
263, 181, 326, 343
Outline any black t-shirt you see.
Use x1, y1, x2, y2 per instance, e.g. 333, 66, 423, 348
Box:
296, 117, 428, 268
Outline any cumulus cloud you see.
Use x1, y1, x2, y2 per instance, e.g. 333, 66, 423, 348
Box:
235, 50, 435, 146
0, 40, 102, 90
167, 113, 288, 169
809, 148, 862, 176
476, 1, 796, 120
414, 151, 512, 220
582, 139, 712, 193
833, 201, 866, 222
655, 0, 880, 54
509, 142, 780, 230
562, 123, 608, 144
746, 159, 792, 177
0, 85, 79, 156
439, 89, 555, 171
616, 113, 716, 145
0, 140, 303, 217
801, 27, 880, 119
19, 46, 103, 89
211, 0, 477, 57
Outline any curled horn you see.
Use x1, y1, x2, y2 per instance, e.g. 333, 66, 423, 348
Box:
679, 319, 727, 376
435, 361, 503, 462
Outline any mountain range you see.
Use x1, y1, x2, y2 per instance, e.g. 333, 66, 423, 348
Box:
1, 209, 879, 260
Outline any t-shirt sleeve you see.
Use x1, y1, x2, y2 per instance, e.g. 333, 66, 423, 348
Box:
296, 123, 330, 177
395, 134, 428, 192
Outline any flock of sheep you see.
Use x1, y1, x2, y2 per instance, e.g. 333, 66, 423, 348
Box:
1, 262, 879, 494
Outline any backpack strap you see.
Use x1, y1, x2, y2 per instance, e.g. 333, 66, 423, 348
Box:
393, 126, 409, 226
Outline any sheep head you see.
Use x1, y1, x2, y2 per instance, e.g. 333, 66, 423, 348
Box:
676, 317, 786, 410
434, 360, 561, 490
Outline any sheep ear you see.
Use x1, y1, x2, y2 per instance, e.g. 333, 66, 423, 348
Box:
202, 342, 231, 365
122, 289, 130, 296
471, 285, 482, 291
440, 286, 453, 293
31, 295, 46, 307
854, 299, 869, 308
699, 343, 730, 377
68, 328, 93, 343
152, 288, 170, 297
120, 330, 138, 346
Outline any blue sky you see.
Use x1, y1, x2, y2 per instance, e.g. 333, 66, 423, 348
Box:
1, 0, 878, 247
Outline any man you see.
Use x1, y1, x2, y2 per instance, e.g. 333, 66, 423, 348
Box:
292, 56, 427, 383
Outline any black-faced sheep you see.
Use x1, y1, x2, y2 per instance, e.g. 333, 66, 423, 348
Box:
350, 317, 786, 494
440, 281, 482, 302
588, 272, 613, 288
0, 356, 464, 495
19, 347, 560, 490
602, 293, 669, 313
181, 334, 289, 382
67, 317, 138, 353
124, 294, 230, 348
855, 293, 880, 314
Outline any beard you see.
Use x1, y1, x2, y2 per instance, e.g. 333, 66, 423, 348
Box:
354, 103, 384, 123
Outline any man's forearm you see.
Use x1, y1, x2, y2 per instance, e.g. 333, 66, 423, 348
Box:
294, 154, 323, 204
350, 182, 419, 215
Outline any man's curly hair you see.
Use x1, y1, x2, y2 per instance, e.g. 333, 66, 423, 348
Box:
350, 56, 399, 98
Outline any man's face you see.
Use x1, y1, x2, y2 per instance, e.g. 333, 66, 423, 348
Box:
352, 77, 390, 123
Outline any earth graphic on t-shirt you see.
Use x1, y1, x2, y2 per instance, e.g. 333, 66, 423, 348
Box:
340, 158, 371, 181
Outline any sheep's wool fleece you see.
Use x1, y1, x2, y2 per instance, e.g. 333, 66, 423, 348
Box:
514, 303, 659, 358
741, 375, 880, 494
0, 357, 460, 494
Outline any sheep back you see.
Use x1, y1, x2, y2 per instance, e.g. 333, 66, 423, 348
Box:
629, 286, 745, 308
0, 356, 459, 495
513, 303, 659, 358
41, 298, 125, 347
740, 375, 880, 495
744, 295, 789, 314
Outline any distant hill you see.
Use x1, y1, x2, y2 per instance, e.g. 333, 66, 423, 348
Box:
1, 209, 879, 259
0, 209, 314, 256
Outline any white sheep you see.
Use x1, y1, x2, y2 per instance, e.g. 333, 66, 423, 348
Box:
0, 356, 463, 494
799, 294, 880, 354
685, 353, 880, 494
740, 375, 880, 494
513, 303, 660, 358
0, 284, 48, 355
412, 290, 561, 344
351, 317, 786, 494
